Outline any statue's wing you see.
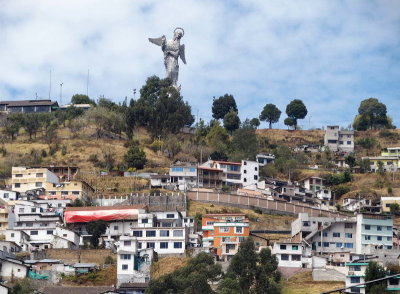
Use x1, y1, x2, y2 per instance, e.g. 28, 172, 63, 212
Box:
148, 35, 166, 46
179, 44, 186, 64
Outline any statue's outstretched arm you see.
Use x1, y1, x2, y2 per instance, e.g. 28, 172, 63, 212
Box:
148, 35, 166, 46
179, 44, 186, 64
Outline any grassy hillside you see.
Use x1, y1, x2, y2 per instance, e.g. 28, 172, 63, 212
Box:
282, 271, 344, 294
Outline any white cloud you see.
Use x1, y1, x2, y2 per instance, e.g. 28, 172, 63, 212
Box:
0, 0, 399, 128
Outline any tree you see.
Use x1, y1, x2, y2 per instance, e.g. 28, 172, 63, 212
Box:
284, 117, 295, 129
146, 252, 221, 294
124, 146, 147, 169
212, 94, 238, 120
206, 122, 230, 156
259, 103, 281, 129
356, 97, 390, 130
3, 113, 24, 140
345, 154, 356, 168
230, 124, 259, 162
225, 238, 281, 294
223, 110, 240, 134
23, 114, 41, 140
285, 99, 307, 130
359, 158, 371, 173
164, 135, 182, 159
390, 203, 400, 216
250, 118, 260, 129
364, 261, 388, 293
71, 94, 96, 106
86, 220, 108, 248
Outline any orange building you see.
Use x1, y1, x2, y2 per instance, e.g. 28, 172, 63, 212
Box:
202, 213, 249, 261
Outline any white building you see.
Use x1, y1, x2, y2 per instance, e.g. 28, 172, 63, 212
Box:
116, 235, 154, 287
272, 241, 303, 268
0, 255, 28, 280
345, 261, 369, 294
256, 153, 275, 166
0, 189, 20, 202
241, 160, 259, 188
169, 163, 197, 191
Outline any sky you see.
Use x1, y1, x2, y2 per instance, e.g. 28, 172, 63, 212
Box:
0, 0, 399, 129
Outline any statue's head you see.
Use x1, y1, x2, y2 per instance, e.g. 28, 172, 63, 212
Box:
174, 27, 184, 40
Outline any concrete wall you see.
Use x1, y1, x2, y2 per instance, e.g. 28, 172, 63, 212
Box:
312, 268, 345, 282
44, 249, 113, 265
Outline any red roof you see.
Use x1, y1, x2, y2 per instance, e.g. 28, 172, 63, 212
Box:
198, 166, 223, 171
214, 161, 241, 166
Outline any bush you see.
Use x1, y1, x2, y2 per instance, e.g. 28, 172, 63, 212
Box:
61, 145, 67, 156
356, 137, 376, 149
332, 185, 351, 198
104, 255, 114, 265
41, 149, 47, 158
379, 130, 399, 140
254, 207, 263, 214
88, 154, 99, 163
49, 143, 59, 156
323, 170, 352, 186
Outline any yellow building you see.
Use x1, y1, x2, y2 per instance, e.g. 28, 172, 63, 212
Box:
41, 180, 94, 200
363, 147, 400, 172
381, 197, 400, 213
0, 198, 9, 231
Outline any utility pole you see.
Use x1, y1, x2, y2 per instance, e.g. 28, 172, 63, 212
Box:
59, 83, 63, 105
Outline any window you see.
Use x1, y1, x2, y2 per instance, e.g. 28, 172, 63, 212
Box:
31, 208, 36, 213
146, 231, 156, 237
189, 168, 196, 172
173, 242, 183, 249
49, 191, 56, 196
206, 221, 214, 226
121, 254, 131, 260
172, 167, 183, 172
254, 175, 258, 180
63, 234, 67, 237
142, 219, 148, 224
323, 242, 329, 247
61, 191, 68, 195
291, 255, 301, 261
349, 265, 361, 271
160, 242, 168, 249
377, 236, 382, 241
243, 161, 247, 165
220, 227, 229, 233
244, 178, 247, 182
346, 223, 353, 229
336, 243, 343, 248
36, 173, 43, 177
377, 226, 382, 231
123, 241, 131, 246
365, 235, 371, 240
350, 277, 360, 283
160, 230, 169, 237
46, 230, 53, 235
333, 232, 340, 238
322, 232, 328, 237
30, 231, 38, 235
281, 254, 289, 260
3, 193, 9, 198
15, 174, 23, 177
347, 141, 351, 145
113, 226, 119, 231
132, 231, 143, 237
387, 226, 392, 231
11, 233, 14, 238
147, 242, 155, 249
137, 242, 142, 249
235, 227, 243, 234
122, 264, 128, 270
14, 183, 21, 188
280, 244, 287, 250
173, 230, 183, 237
365, 225, 371, 230
72, 191, 80, 195
26, 223, 33, 227
292, 245, 299, 250
345, 243, 353, 248
387, 237, 392, 241
244, 170, 247, 174
255, 167, 258, 171
345, 233, 353, 238
303, 221, 310, 227
166, 213, 175, 218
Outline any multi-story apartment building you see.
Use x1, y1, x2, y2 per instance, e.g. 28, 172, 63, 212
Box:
0, 199, 9, 231
9, 167, 94, 200
363, 147, 400, 172
381, 197, 400, 213
202, 213, 249, 261
197, 166, 223, 189
291, 213, 344, 239
241, 160, 259, 187
297, 176, 326, 193
324, 125, 354, 152
116, 235, 154, 287
345, 261, 369, 294
169, 162, 198, 191
355, 213, 393, 254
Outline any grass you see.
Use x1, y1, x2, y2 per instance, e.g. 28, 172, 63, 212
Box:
282, 270, 344, 294
61, 264, 117, 286
151, 256, 189, 279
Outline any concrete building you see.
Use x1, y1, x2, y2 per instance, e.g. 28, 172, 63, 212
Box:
0, 189, 20, 202
272, 240, 303, 268
291, 213, 344, 239
355, 213, 393, 254
324, 126, 354, 152
202, 213, 249, 261
0, 199, 9, 231
116, 235, 153, 287
0, 256, 28, 280
345, 261, 368, 294
381, 197, 400, 213
256, 153, 275, 166
197, 166, 223, 189
202, 160, 242, 188
149, 175, 170, 189
297, 176, 326, 193
241, 160, 259, 188
169, 162, 197, 191
362, 147, 400, 172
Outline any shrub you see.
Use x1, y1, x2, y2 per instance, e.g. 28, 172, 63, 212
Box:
61, 145, 67, 156
254, 207, 263, 214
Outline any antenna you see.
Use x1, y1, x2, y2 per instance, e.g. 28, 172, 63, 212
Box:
86, 69, 90, 97
49, 69, 52, 99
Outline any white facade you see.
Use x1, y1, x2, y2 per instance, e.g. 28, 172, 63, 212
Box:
324, 126, 354, 152
169, 164, 197, 191
256, 153, 275, 166
345, 262, 368, 294
0, 190, 19, 202
272, 242, 303, 267
11, 167, 59, 193
241, 160, 259, 187
0, 258, 28, 280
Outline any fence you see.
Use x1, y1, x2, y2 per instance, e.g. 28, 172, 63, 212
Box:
187, 191, 343, 218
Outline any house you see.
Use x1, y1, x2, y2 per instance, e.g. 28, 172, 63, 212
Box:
291, 213, 345, 239
169, 162, 197, 191
59, 103, 92, 111
329, 251, 351, 266
116, 235, 153, 287
0, 283, 10, 294
10, 167, 59, 194
197, 166, 223, 189
24, 259, 61, 271
0, 199, 9, 231
381, 197, 400, 213
117, 283, 148, 294
149, 175, 170, 189
256, 153, 275, 166
241, 160, 259, 187
202, 213, 249, 261
0, 99, 58, 113
297, 176, 326, 193
0, 255, 28, 280
0, 241, 22, 254
272, 240, 303, 268
342, 198, 373, 212
37, 166, 80, 181
73, 263, 97, 274
0, 189, 20, 202
362, 147, 400, 172
202, 160, 242, 188
324, 126, 354, 152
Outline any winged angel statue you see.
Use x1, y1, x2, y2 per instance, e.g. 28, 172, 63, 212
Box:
149, 27, 186, 89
